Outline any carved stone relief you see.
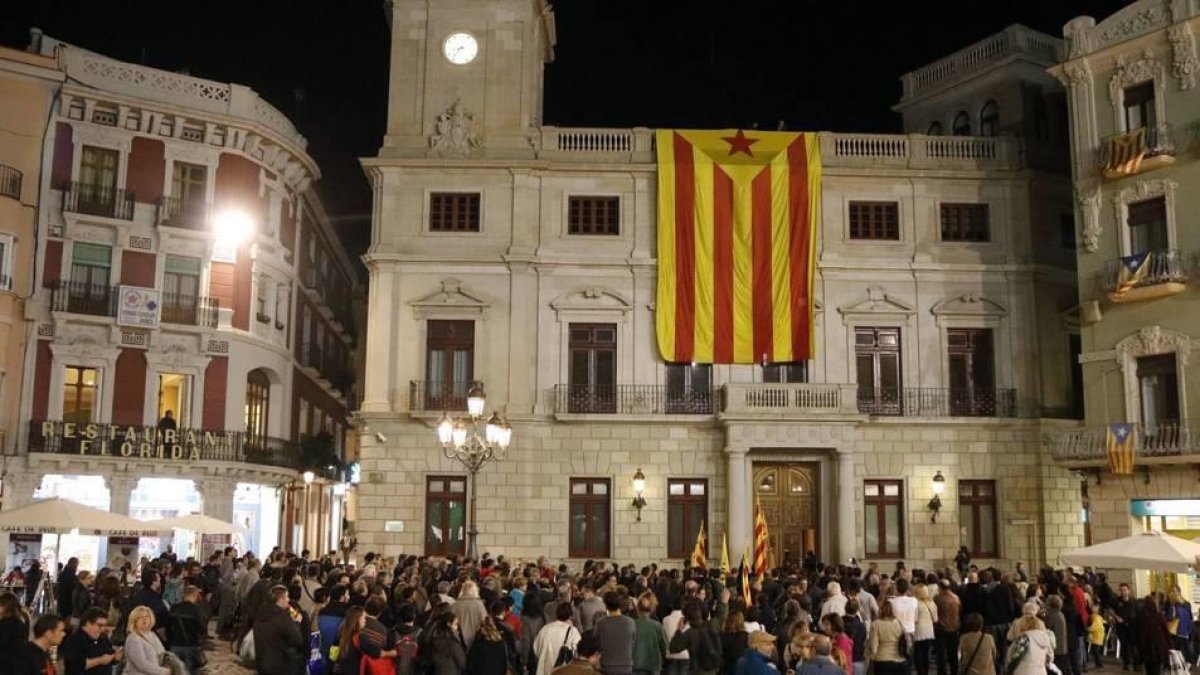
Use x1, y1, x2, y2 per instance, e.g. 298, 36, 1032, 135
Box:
427, 100, 483, 158
1115, 324, 1191, 365
1108, 50, 1164, 103
1168, 23, 1198, 90
1100, 7, 1166, 45
1076, 183, 1102, 253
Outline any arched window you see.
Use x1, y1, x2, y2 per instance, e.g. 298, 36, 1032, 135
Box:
927, 121, 944, 136
979, 101, 999, 137
952, 111, 971, 136
245, 369, 271, 449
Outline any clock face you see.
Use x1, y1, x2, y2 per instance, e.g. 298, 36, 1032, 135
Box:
443, 32, 478, 65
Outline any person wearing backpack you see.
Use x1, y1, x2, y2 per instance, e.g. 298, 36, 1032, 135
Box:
395, 603, 423, 675
669, 587, 730, 675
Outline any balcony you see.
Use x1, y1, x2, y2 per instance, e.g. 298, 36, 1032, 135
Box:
553, 384, 716, 415
160, 293, 219, 328
899, 25, 1061, 102
410, 380, 471, 412
62, 181, 135, 220
157, 196, 209, 231
0, 164, 21, 200
856, 387, 1018, 417
50, 280, 117, 317
28, 419, 307, 472
1101, 249, 1188, 303
1048, 422, 1199, 466
1098, 124, 1176, 178
722, 383, 860, 415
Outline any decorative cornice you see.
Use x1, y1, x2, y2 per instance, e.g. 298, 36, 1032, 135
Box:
1115, 325, 1191, 365
1168, 22, 1198, 90
1108, 49, 1165, 103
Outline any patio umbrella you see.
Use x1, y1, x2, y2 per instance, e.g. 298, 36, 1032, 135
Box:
0, 498, 168, 537
146, 513, 246, 535
1059, 531, 1200, 573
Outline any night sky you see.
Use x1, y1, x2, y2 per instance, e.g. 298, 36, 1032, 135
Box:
4, 0, 1129, 269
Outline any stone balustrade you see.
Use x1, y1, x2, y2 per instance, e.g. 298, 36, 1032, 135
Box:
721, 383, 860, 416
1047, 423, 1200, 464
900, 24, 1062, 101
536, 126, 1021, 170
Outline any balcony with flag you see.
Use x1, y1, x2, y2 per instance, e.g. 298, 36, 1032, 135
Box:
1045, 421, 1197, 470
1101, 249, 1187, 303
1097, 124, 1176, 179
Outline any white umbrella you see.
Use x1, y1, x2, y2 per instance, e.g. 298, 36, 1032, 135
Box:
0, 498, 168, 537
147, 513, 246, 535
1059, 531, 1200, 573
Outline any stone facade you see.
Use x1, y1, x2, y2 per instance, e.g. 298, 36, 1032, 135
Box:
1046, 0, 1200, 567
358, 1, 1085, 569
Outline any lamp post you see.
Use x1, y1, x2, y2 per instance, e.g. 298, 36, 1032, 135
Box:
435, 382, 512, 561
631, 468, 647, 522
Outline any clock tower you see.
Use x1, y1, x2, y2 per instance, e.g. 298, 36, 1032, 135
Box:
381, 0, 556, 159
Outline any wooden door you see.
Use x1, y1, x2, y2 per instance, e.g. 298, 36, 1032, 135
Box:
752, 462, 819, 567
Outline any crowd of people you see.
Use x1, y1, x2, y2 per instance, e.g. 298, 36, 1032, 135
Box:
0, 545, 1196, 675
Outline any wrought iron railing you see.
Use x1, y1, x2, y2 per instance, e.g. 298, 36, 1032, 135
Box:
553, 384, 715, 415
410, 380, 472, 412
28, 419, 306, 471
1097, 123, 1177, 170
856, 387, 1018, 417
1101, 249, 1188, 293
0, 164, 22, 200
160, 293, 219, 327
157, 196, 209, 230
50, 280, 118, 317
1048, 422, 1196, 462
63, 181, 135, 220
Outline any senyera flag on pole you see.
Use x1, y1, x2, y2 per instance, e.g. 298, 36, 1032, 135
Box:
656, 129, 821, 364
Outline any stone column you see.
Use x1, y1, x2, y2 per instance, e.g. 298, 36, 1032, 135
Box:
198, 478, 237, 522
107, 474, 138, 516
838, 451, 857, 563
2, 470, 44, 511
726, 447, 750, 554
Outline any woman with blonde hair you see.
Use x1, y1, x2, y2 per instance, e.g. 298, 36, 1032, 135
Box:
782, 618, 814, 671
466, 616, 509, 675
912, 584, 939, 675
1005, 604, 1053, 675
866, 597, 907, 675
123, 605, 171, 675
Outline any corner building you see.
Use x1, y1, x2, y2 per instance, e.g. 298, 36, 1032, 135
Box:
359, 1, 1086, 568
1, 34, 361, 567
1046, 0, 1200, 590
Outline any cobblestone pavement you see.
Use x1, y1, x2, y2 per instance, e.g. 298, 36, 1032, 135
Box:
202, 637, 254, 674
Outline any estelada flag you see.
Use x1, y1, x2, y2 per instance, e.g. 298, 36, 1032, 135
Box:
1106, 422, 1136, 475
656, 129, 821, 364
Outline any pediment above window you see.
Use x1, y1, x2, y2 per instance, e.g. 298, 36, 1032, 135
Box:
410, 278, 489, 319
931, 293, 1007, 323
837, 286, 915, 324
1115, 325, 1191, 364
551, 286, 632, 318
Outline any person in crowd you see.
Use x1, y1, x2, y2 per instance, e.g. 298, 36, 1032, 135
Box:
720, 606, 750, 675
62, 606, 122, 675
822, 613, 853, 673
736, 631, 777, 675
1086, 606, 1105, 669
17, 614, 67, 675
57, 557, 81, 619
866, 595, 907, 675
1005, 606, 1053, 675
1045, 594, 1071, 675
575, 584, 606, 634
534, 602, 581, 675
1108, 582, 1140, 671
254, 585, 307, 675
24, 560, 44, 608
798, 635, 841, 675
669, 588, 730, 675
782, 618, 815, 671
842, 599, 868, 675
596, 590, 636, 675
932, 579, 960, 675
1134, 594, 1172, 675
633, 594, 669, 675
336, 606, 368, 675
123, 606, 171, 675
1165, 586, 1193, 660
430, 610, 469, 675
958, 613, 996, 675
821, 582, 847, 620
911, 584, 938, 675
0, 589, 32, 669
454, 580, 489, 649
168, 585, 206, 673
467, 616, 512, 675
71, 570, 95, 621
663, 596, 691, 675
551, 630, 603, 675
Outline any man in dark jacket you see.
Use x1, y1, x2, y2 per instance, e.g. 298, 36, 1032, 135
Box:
669, 588, 730, 675
16, 614, 66, 675
169, 585, 207, 669
131, 570, 171, 638
255, 585, 306, 675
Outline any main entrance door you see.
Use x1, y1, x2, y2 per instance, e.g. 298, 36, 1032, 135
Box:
752, 463, 819, 566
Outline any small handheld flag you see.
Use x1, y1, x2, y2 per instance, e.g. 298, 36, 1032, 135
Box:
691, 521, 707, 570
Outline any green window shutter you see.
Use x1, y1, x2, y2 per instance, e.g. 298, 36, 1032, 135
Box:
71, 243, 112, 267
164, 255, 201, 275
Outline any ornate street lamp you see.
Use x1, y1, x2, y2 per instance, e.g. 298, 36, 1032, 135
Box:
928, 470, 946, 523
631, 468, 647, 522
435, 381, 512, 560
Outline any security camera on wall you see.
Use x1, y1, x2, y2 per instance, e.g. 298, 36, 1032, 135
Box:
375, 432, 388, 443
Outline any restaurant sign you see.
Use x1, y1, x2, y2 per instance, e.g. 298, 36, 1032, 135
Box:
39, 421, 237, 462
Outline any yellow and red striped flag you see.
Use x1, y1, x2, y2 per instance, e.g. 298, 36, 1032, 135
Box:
655, 129, 822, 364
1106, 423, 1135, 475
738, 542, 752, 602
691, 520, 707, 570
1104, 127, 1145, 176
753, 497, 770, 578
